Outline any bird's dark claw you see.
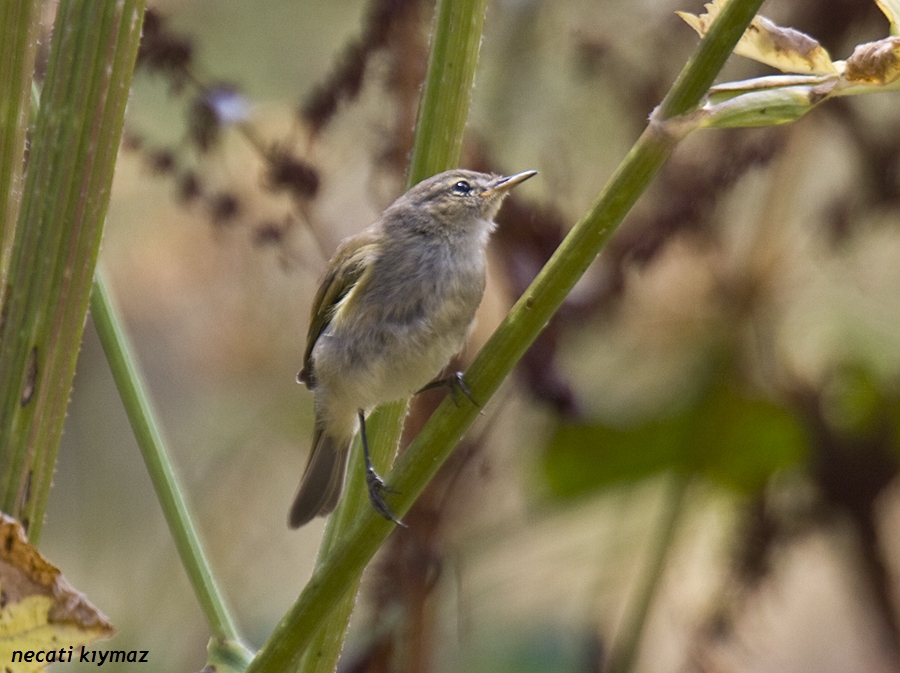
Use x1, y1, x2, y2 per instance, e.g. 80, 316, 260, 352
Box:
359, 409, 406, 527
417, 371, 478, 407
365, 466, 406, 527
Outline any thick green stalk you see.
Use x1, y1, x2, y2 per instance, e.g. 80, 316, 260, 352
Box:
0, 0, 145, 543
248, 0, 764, 671
0, 0, 40, 287
90, 270, 246, 652
406, 0, 489, 185
291, 0, 490, 671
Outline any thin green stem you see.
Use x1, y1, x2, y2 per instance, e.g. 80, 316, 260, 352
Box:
658, 0, 764, 119
90, 270, 244, 647
359, 0, 492, 508
387, 0, 766, 556
247, 0, 763, 671
604, 475, 690, 673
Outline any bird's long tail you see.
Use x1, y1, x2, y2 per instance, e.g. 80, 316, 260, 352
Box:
289, 428, 351, 528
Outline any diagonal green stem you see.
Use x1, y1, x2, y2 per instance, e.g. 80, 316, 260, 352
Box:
658, 0, 765, 119
248, 0, 764, 671
387, 0, 766, 536
90, 269, 246, 654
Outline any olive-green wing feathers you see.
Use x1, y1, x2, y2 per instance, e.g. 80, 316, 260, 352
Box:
298, 232, 378, 388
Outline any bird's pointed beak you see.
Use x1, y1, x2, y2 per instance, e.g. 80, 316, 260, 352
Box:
482, 170, 538, 198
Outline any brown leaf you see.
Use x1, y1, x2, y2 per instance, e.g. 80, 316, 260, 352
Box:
741, 17, 837, 75
678, 0, 837, 75
844, 37, 900, 85
0, 513, 114, 672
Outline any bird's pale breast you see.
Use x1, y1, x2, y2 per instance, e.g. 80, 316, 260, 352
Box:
311, 225, 488, 416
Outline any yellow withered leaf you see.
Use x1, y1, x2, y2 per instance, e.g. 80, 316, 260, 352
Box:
0, 514, 114, 672
678, 0, 838, 75
676, 0, 725, 43
741, 16, 838, 75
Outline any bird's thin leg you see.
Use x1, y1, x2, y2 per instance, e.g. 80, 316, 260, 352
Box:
359, 410, 406, 527
416, 371, 479, 407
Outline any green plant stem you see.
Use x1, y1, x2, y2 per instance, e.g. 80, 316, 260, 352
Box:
90, 270, 244, 648
605, 474, 690, 673
363, 0, 491, 514
406, 0, 490, 186
0, 0, 145, 543
658, 0, 765, 119
293, 403, 407, 673
0, 0, 40, 287
248, 0, 763, 671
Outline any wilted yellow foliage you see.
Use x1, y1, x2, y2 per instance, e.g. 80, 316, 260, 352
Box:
678, 0, 838, 75
0, 514, 114, 673
844, 37, 900, 84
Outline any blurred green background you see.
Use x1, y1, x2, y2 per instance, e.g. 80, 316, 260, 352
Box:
38, 0, 900, 671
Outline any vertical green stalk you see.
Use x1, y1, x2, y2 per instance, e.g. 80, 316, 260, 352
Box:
293, 405, 407, 673
246, 1, 765, 671
0, 0, 40, 286
406, 0, 490, 185
0, 0, 146, 543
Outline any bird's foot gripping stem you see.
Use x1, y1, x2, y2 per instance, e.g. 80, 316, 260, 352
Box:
359, 410, 406, 527
417, 372, 478, 407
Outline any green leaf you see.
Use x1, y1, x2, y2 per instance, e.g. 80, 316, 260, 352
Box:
692, 383, 808, 491
701, 85, 823, 128
544, 379, 807, 498
545, 415, 688, 496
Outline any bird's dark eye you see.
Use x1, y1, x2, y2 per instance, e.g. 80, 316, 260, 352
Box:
452, 180, 472, 195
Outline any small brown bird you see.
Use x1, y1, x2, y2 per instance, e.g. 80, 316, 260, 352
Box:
290, 168, 537, 528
